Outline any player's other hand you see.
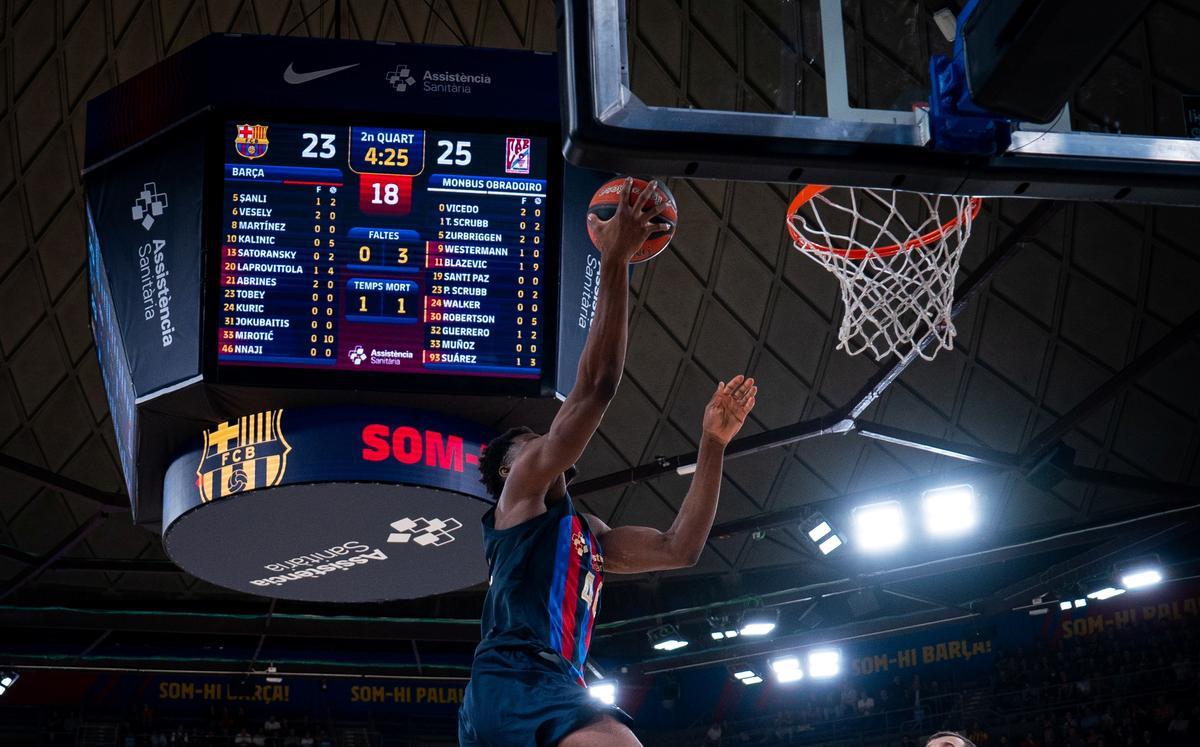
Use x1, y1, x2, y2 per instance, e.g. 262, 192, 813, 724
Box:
586, 177, 670, 263
702, 375, 756, 446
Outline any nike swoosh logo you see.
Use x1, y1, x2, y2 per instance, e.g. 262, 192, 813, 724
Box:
283, 62, 359, 85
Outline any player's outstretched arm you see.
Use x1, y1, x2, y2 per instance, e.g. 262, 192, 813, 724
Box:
585, 375, 757, 573
500, 180, 669, 510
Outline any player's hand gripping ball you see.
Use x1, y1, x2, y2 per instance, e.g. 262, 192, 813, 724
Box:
586, 177, 678, 263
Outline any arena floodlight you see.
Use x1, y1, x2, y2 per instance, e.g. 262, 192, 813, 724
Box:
1120, 568, 1162, 590
1028, 595, 1051, 616
921, 484, 977, 537
738, 608, 778, 637
708, 616, 740, 641
1059, 601, 1073, 611
1073, 598, 1087, 609
1087, 587, 1126, 601
588, 681, 616, 705
769, 656, 804, 684
733, 669, 763, 685
740, 675, 764, 685
0, 672, 17, 695
803, 513, 844, 555
818, 534, 844, 554
807, 649, 841, 679
648, 624, 689, 652
852, 501, 906, 552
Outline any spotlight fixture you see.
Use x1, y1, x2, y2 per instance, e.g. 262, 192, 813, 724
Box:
801, 514, 849, 557
732, 669, 763, 686
807, 519, 833, 543
769, 656, 804, 684
1074, 598, 1087, 609
588, 681, 616, 705
921, 485, 978, 537
648, 624, 689, 652
852, 501, 906, 552
738, 608, 779, 637
0, 671, 17, 695
803, 512, 845, 555
1059, 601, 1073, 611
264, 664, 282, 684
807, 649, 841, 679
1086, 587, 1126, 601
708, 616, 739, 641
1115, 556, 1164, 591
818, 534, 844, 554
1120, 567, 1163, 590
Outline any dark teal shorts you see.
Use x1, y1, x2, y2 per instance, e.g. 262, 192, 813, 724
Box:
458, 646, 633, 746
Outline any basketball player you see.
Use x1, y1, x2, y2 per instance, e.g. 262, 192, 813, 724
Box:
458, 178, 757, 747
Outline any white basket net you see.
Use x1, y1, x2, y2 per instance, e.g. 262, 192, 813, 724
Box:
786, 186, 981, 361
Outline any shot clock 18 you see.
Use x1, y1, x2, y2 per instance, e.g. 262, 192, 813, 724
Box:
218, 120, 550, 380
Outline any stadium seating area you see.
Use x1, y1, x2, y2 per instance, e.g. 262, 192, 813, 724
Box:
2, 613, 1196, 746
650, 613, 1199, 746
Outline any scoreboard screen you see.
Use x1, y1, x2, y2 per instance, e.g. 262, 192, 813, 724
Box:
214, 118, 555, 391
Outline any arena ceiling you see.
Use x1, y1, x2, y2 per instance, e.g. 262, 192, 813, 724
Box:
1, 0, 1199, 676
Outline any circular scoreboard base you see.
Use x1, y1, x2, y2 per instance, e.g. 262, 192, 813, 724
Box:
160, 405, 496, 602
164, 482, 488, 602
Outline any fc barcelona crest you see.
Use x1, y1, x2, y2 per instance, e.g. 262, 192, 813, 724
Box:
235, 124, 270, 159
196, 410, 291, 503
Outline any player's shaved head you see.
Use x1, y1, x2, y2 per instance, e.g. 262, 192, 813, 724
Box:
926, 732, 975, 747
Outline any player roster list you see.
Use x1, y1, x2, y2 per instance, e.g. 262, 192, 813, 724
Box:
217, 120, 549, 380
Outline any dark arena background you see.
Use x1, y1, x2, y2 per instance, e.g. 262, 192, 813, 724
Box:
1, 1, 1199, 746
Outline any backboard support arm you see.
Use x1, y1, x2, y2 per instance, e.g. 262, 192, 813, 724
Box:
560, 0, 1200, 205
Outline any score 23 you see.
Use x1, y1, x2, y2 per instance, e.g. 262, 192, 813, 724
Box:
300, 132, 336, 159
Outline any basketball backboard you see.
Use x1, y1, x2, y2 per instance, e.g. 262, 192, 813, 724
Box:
559, 0, 1200, 205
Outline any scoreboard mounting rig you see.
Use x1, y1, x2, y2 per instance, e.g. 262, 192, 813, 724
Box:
84, 35, 610, 528
212, 117, 559, 395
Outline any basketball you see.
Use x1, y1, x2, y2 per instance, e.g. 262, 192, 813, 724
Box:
587, 177, 678, 263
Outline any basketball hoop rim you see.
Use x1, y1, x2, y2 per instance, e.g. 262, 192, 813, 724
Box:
785, 185, 983, 260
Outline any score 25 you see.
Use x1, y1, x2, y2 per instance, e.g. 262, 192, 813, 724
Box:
436, 140, 471, 166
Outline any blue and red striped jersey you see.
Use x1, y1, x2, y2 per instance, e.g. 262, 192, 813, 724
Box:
474, 493, 605, 684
